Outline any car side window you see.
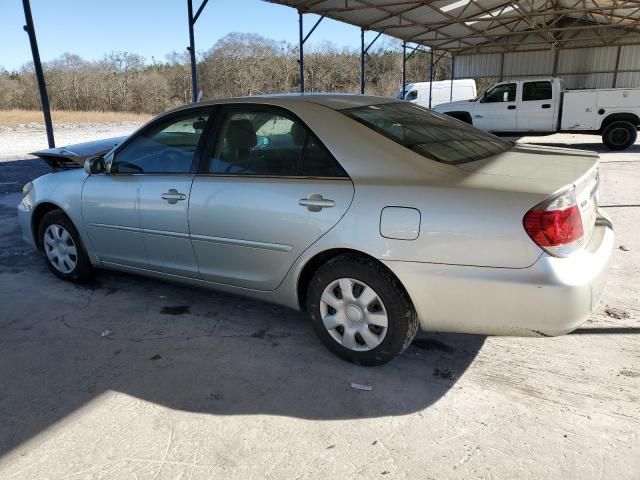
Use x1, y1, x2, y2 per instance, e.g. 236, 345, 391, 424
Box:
484, 83, 516, 103
112, 112, 209, 174
523, 81, 552, 101
405, 91, 418, 101
208, 109, 347, 177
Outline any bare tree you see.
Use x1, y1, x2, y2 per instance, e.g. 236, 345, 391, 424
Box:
0, 32, 461, 114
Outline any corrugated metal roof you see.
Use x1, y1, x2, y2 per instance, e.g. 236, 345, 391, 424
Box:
266, 0, 640, 54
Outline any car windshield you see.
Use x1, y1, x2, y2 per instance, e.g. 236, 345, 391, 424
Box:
342, 102, 513, 165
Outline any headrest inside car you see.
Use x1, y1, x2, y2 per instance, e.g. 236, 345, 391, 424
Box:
227, 119, 257, 150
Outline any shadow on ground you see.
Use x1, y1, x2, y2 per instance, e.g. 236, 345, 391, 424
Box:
0, 190, 486, 458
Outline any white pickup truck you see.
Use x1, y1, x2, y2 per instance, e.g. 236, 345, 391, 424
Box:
434, 77, 640, 150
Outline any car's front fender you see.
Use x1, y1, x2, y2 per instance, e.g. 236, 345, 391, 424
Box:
19, 169, 101, 266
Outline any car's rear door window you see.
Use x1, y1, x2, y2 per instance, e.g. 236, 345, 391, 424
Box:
342, 102, 512, 164
207, 108, 347, 177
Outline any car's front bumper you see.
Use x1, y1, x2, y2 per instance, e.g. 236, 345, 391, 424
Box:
383, 212, 614, 336
17, 198, 36, 249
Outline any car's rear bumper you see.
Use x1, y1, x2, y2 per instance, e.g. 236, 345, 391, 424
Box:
383, 212, 614, 336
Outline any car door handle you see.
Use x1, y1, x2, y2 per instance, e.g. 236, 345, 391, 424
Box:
161, 189, 187, 204
299, 194, 335, 212
541, 104, 551, 109
507, 105, 516, 110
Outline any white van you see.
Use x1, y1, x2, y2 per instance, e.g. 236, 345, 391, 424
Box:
395, 79, 477, 108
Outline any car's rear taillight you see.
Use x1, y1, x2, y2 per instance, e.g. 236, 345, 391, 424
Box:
523, 187, 584, 257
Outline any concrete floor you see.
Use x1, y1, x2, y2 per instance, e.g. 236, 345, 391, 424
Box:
0, 133, 638, 479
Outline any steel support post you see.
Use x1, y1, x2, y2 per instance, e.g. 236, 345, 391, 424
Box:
299, 12, 304, 93
22, 0, 54, 148
187, 0, 209, 103
613, 45, 622, 88
450, 55, 455, 102
401, 42, 407, 99
360, 28, 365, 94
298, 13, 325, 94
360, 31, 382, 95
429, 48, 434, 109
552, 45, 560, 77
187, 0, 198, 102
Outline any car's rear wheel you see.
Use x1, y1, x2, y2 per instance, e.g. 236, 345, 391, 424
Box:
38, 210, 93, 282
306, 254, 418, 366
602, 120, 637, 150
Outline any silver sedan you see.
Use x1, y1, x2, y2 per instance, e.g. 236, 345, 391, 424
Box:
18, 95, 614, 365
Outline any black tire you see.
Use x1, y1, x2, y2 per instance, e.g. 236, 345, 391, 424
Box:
37, 210, 94, 282
306, 254, 419, 366
602, 120, 637, 151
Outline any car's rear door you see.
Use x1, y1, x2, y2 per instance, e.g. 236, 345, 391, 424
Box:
188, 105, 354, 290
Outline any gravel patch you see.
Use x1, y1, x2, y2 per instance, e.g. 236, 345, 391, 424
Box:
0, 123, 141, 162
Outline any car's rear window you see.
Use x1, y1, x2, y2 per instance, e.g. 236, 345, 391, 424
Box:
342, 102, 512, 165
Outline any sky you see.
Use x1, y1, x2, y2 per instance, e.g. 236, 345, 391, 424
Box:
0, 0, 396, 71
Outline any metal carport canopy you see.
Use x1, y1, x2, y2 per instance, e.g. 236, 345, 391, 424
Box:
266, 0, 640, 54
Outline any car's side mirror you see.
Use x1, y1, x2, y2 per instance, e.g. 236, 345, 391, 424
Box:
84, 155, 105, 175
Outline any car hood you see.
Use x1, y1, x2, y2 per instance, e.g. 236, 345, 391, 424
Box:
31, 136, 126, 169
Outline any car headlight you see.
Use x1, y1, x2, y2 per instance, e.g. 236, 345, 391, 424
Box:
22, 182, 33, 196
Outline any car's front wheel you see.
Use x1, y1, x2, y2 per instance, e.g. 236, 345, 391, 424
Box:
306, 254, 418, 366
38, 210, 93, 282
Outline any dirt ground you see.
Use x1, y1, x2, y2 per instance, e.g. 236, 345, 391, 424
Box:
0, 126, 638, 479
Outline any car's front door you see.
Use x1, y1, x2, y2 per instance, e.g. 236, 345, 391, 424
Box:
473, 82, 518, 131
188, 106, 354, 290
82, 173, 145, 268
83, 110, 211, 275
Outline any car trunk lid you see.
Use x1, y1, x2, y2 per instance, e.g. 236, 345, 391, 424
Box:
457, 143, 600, 247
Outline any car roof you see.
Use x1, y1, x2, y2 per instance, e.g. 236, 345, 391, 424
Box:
170, 93, 395, 114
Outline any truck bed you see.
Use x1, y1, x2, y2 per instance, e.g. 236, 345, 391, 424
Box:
561, 87, 640, 131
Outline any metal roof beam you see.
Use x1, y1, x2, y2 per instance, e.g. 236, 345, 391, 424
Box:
192, 0, 209, 23
414, 19, 640, 42
267, 0, 640, 53
302, 14, 325, 43
372, 5, 638, 33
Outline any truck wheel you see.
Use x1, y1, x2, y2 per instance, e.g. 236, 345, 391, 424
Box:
602, 121, 637, 150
